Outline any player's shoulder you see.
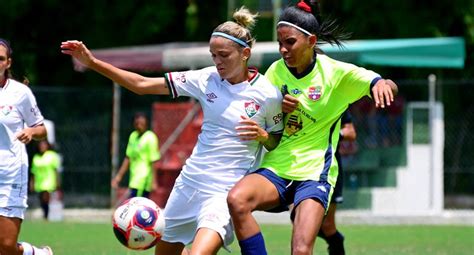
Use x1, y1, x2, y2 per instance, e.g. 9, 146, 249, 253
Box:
194, 66, 218, 78
317, 54, 359, 72
143, 130, 158, 139
254, 73, 279, 91
6, 79, 32, 94
129, 130, 140, 140
184, 66, 221, 84
266, 59, 286, 74
45, 150, 60, 158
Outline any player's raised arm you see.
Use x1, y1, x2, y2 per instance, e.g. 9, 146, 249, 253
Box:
60, 40, 170, 95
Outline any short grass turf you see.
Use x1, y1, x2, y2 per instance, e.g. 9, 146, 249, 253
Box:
19, 221, 473, 255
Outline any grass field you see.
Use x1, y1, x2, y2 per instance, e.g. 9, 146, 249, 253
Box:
19, 221, 473, 255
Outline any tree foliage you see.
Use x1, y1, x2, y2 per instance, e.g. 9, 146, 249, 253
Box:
0, 0, 472, 86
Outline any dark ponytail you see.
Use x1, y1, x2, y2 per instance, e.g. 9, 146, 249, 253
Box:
279, 1, 350, 48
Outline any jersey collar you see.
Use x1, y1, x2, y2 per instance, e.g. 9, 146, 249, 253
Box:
247, 67, 260, 85
0, 78, 8, 90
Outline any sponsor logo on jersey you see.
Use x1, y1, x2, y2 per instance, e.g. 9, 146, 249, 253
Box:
291, 88, 302, 95
285, 114, 303, 136
30, 105, 41, 116
206, 93, 218, 103
308, 86, 322, 101
273, 113, 283, 125
244, 101, 260, 118
176, 72, 187, 84
0, 105, 13, 116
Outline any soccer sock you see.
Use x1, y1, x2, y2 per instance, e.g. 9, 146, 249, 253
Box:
19, 242, 50, 255
40, 201, 49, 219
317, 230, 328, 242
238, 232, 268, 255
326, 231, 345, 255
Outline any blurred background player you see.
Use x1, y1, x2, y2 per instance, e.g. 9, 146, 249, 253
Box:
61, 6, 283, 255
30, 140, 61, 220
0, 38, 52, 255
111, 112, 161, 199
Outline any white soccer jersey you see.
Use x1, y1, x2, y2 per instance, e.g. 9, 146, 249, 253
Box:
165, 66, 283, 194
0, 79, 44, 208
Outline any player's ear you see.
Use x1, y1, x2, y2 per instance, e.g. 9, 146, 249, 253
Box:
308, 34, 317, 47
242, 47, 251, 61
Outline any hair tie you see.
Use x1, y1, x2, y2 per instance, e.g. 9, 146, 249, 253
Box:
297, 1, 312, 13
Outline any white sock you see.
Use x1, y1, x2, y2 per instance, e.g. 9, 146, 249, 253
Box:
19, 242, 49, 255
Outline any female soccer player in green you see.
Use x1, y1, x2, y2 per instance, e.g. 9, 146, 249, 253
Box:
227, 1, 398, 255
31, 140, 61, 220
111, 112, 160, 199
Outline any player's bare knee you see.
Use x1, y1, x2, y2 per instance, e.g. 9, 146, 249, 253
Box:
227, 189, 251, 216
292, 243, 312, 255
0, 239, 17, 253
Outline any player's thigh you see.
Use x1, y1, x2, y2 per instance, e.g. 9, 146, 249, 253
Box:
321, 203, 337, 234
191, 228, 222, 255
0, 216, 21, 247
155, 240, 186, 255
228, 172, 280, 211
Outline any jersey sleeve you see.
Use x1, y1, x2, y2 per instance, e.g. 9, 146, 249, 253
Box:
337, 64, 381, 103
146, 132, 161, 162
18, 88, 44, 127
31, 155, 39, 175
52, 151, 60, 171
264, 92, 284, 134
164, 69, 204, 99
125, 133, 134, 158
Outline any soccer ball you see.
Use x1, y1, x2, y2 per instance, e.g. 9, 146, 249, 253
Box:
112, 197, 165, 250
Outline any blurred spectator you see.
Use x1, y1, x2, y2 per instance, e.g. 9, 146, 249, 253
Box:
30, 140, 61, 220
111, 112, 161, 199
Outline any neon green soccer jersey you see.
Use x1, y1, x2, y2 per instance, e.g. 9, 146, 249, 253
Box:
262, 54, 380, 186
126, 130, 161, 192
31, 150, 60, 192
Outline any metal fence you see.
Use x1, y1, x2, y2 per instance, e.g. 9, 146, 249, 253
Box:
28, 79, 474, 208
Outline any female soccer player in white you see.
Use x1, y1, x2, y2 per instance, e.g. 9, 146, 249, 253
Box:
61, 7, 283, 255
0, 39, 52, 255
227, 1, 398, 255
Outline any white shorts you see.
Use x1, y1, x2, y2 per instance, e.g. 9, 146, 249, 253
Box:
0, 183, 28, 219
0, 205, 25, 219
162, 176, 234, 251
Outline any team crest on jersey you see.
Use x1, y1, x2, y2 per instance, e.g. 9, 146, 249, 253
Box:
308, 86, 322, 101
244, 101, 260, 118
0, 105, 13, 116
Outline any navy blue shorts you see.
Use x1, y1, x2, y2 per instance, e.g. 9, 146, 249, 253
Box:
331, 166, 344, 204
253, 168, 332, 214
129, 188, 150, 198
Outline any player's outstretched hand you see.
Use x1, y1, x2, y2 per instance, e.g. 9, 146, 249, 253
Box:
372, 79, 398, 108
60, 40, 95, 67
